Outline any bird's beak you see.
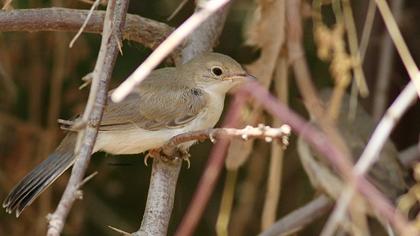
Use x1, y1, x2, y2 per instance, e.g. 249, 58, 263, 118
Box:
244, 74, 257, 81
227, 73, 257, 92
230, 73, 257, 83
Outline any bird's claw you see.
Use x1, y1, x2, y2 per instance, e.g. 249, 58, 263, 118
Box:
145, 148, 191, 169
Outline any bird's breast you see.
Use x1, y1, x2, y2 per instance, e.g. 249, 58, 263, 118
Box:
186, 91, 225, 132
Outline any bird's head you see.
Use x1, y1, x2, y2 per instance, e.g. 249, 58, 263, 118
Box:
181, 52, 255, 94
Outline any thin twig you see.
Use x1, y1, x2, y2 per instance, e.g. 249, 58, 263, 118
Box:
216, 170, 237, 236
374, 0, 420, 97
399, 144, 420, 167
166, 0, 190, 21
262, 54, 289, 229
359, 0, 376, 60
259, 195, 334, 236
111, 0, 230, 102
162, 125, 291, 156
342, 0, 369, 97
69, 0, 101, 48
0, 8, 172, 49
373, 0, 405, 120
46, 1, 129, 235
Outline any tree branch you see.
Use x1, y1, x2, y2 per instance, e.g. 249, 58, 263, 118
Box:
46, 1, 129, 235
161, 125, 291, 157
133, 159, 182, 236
0, 7, 171, 49
259, 195, 333, 236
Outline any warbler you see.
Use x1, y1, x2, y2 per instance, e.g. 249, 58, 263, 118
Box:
3, 52, 254, 217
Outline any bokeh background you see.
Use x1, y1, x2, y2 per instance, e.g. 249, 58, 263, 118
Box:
0, 0, 419, 235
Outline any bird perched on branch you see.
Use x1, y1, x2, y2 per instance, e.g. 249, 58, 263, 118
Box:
298, 89, 408, 200
297, 89, 409, 233
3, 52, 254, 217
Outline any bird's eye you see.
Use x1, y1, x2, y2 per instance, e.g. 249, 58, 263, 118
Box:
211, 66, 223, 76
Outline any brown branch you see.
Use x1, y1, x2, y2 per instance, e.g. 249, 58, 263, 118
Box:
259, 195, 334, 236
134, 159, 182, 236
46, 1, 129, 235
0, 7, 172, 49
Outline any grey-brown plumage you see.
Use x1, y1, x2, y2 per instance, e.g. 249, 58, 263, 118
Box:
3, 133, 76, 217
302, 89, 408, 201
3, 53, 252, 217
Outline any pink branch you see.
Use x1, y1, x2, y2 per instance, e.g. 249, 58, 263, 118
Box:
174, 92, 247, 236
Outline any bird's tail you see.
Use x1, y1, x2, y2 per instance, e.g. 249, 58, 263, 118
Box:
3, 133, 77, 217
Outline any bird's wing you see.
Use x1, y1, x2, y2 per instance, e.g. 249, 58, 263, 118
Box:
99, 83, 208, 131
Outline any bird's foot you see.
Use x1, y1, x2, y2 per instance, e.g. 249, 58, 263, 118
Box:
144, 148, 191, 168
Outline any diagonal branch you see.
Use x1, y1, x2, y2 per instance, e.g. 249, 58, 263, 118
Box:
46, 1, 129, 235
0, 8, 171, 49
111, 0, 231, 103
259, 195, 334, 236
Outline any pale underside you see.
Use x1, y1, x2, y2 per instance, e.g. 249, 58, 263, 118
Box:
93, 68, 228, 154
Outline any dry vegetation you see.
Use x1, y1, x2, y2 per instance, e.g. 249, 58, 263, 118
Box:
0, 0, 419, 235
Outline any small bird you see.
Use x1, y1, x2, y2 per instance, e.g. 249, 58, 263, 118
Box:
3, 52, 254, 217
298, 89, 408, 201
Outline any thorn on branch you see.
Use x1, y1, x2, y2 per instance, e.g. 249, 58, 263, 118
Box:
79, 72, 93, 90
58, 118, 87, 131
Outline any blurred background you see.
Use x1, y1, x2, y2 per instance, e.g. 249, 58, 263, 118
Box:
0, 0, 419, 235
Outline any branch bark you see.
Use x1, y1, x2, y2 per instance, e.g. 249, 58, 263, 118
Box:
259, 195, 333, 236
46, 1, 129, 235
0, 7, 171, 49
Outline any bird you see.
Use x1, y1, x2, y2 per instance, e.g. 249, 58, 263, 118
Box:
3, 52, 254, 217
298, 89, 408, 201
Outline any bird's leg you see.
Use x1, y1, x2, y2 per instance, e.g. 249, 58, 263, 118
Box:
145, 148, 191, 168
